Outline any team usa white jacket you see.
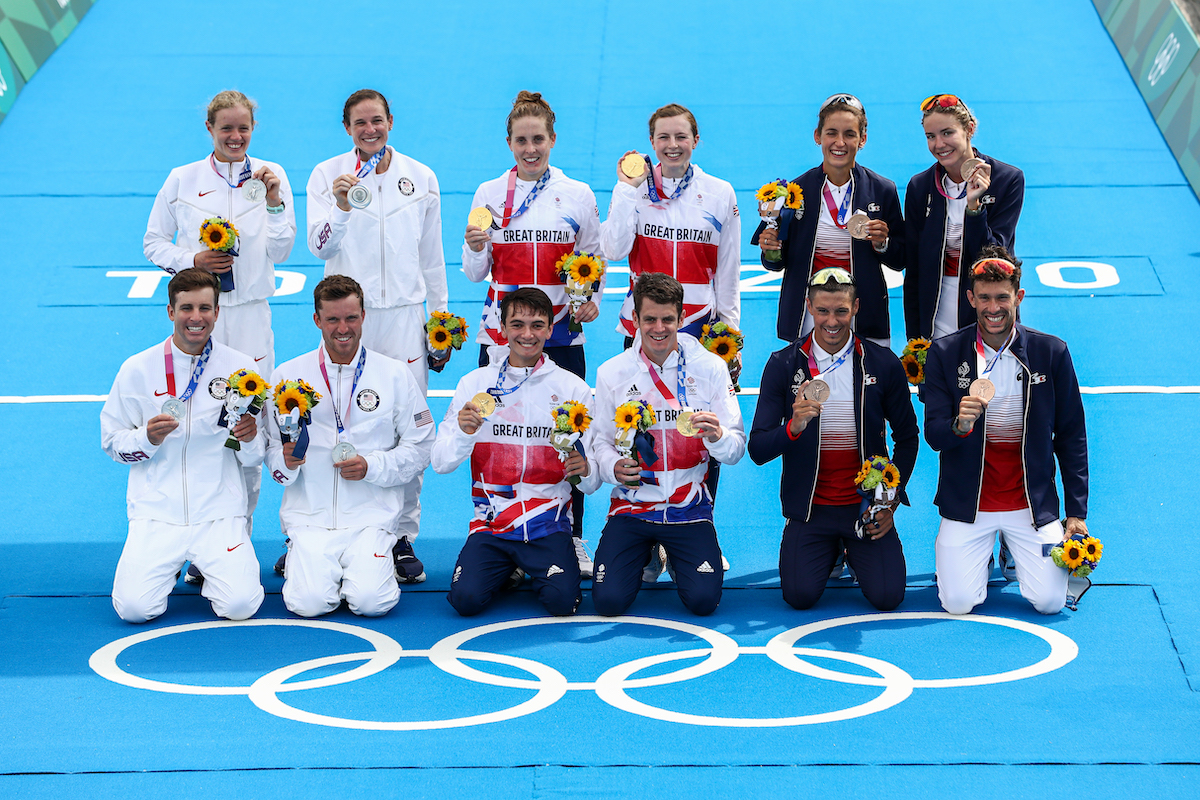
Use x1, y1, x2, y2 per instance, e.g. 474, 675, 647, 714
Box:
144, 155, 297, 306
101, 338, 265, 524
432, 350, 600, 541
589, 333, 746, 523
306, 147, 448, 312
461, 167, 603, 348
266, 345, 435, 532
600, 165, 741, 337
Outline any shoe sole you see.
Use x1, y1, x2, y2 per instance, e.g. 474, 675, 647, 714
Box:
396, 571, 427, 584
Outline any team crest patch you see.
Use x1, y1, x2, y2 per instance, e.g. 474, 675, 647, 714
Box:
398, 177, 415, 196
208, 377, 230, 399
356, 388, 380, 411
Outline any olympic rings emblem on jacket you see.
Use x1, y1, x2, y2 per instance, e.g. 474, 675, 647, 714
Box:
89, 612, 1078, 730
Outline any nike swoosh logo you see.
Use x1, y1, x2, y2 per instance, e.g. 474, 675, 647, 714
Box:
255, 356, 267, 362
227, 543, 243, 552
408, 357, 422, 363
199, 190, 216, 197
374, 553, 389, 558
154, 389, 169, 396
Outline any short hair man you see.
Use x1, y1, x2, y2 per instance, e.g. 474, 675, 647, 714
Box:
748, 267, 919, 610
101, 268, 264, 622
588, 272, 746, 616
432, 288, 596, 616
266, 275, 435, 617
924, 247, 1089, 615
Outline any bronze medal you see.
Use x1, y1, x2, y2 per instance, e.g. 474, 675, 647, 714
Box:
803, 379, 831, 403
969, 378, 995, 402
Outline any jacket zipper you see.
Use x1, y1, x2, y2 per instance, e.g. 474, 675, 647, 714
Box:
332, 362, 342, 528
181, 353, 195, 525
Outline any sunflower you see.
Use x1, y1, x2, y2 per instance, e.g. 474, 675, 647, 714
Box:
906, 337, 931, 353
275, 386, 309, 416
428, 325, 451, 349
1081, 536, 1103, 563
570, 255, 601, 284
786, 182, 803, 209
238, 371, 265, 397
756, 182, 785, 203
901, 354, 924, 385
708, 335, 738, 363
1061, 540, 1086, 570
615, 402, 641, 429
854, 460, 872, 485
200, 218, 238, 251
882, 463, 901, 489
563, 401, 591, 433
554, 252, 574, 276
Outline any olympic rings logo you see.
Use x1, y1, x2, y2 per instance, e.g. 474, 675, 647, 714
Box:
89, 612, 1078, 730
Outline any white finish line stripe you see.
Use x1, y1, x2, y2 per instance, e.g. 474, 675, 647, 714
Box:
2, 386, 1199, 404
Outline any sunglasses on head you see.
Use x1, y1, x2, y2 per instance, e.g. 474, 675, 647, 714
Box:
809, 267, 856, 287
971, 258, 1015, 276
820, 93, 864, 113
920, 94, 963, 112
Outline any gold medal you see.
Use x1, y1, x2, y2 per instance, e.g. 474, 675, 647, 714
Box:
620, 153, 646, 179
968, 378, 995, 402
471, 392, 497, 417
803, 379, 831, 403
468, 206, 494, 231
675, 409, 698, 436
846, 212, 871, 240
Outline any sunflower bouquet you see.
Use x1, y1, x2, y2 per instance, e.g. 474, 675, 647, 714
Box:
853, 455, 901, 539
550, 400, 592, 486
900, 338, 932, 385
554, 251, 607, 333
1051, 533, 1103, 578
272, 378, 321, 459
199, 217, 240, 292
614, 399, 657, 487
700, 321, 745, 393
220, 369, 268, 451
756, 179, 804, 263
426, 311, 469, 359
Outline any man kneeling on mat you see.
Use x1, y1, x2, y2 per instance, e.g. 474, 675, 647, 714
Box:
432, 288, 596, 616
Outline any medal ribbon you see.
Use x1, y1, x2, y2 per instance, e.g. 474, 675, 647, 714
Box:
500, 166, 552, 228
318, 346, 367, 439
163, 337, 212, 401
645, 161, 694, 204
209, 155, 253, 189
354, 148, 386, 180
821, 180, 854, 229
934, 163, 969, 200
974, 326, 1016, 379
638, 346, 688, 411
489, 354, 545, 398
806, 336, 855, 380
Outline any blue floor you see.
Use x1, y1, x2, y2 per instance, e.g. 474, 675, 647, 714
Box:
0, 0, 1197, 797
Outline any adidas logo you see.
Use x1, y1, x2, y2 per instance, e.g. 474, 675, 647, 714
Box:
626, 383, 641, 397
547, 564, 564, 577
595, 564, 605, 583
452, 565, 462, 583
697, 561, 714, 573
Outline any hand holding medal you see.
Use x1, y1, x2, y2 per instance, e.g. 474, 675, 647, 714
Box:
618, 150, 648, 186
789, 380, 825, 436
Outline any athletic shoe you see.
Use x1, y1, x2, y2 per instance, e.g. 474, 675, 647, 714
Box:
504, 567, 526, 591
829, 551, 847, 580
392, 537, 427, 584
574, 538, 594, 579
274, 553, 287, 577
998, 535, 1017, 582
184, 563, 203, 585
642, 544, 667, 583
721, 554, 731, 572
665, 550, 677, 583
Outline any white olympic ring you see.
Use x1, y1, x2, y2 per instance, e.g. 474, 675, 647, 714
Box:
88, 612, 1078, 730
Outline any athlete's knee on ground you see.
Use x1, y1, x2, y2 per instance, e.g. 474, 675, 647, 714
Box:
112, 592, 165, 624
862, 583, 905, 612
781, 578, 824, 611
1025, 590, 1065, 616
346, 588, 398, 617
448, 586, 489, 617
679, 583, 721, 616
283, 587, 339, 618
211, 586, 263, 621
938, 583, 980, 615
591, 583, 635, 617
538, 584, 581, 617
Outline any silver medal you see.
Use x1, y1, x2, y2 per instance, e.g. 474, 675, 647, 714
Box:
332, 441, 358, 463
241, 178, 266, 203
347, 184, 372, 209
161, 397, 185, 420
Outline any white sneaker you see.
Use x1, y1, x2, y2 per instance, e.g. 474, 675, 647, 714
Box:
574, 538, 594, 579
721, 554, 730, 572
642, 544, 666, 583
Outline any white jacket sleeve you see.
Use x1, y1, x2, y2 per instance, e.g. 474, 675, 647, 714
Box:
600, 182, 640, 263
362, 368, 435, 488
100, 367, 161, 464
587, 368, 622, 489
143, 170, 191, 275
306, 164, 352, 261
461, 183, 493, 283
419, 173, 449, 312
715, 188, 742, 329
265, 165, 298, 265
430, 383, 479, 474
